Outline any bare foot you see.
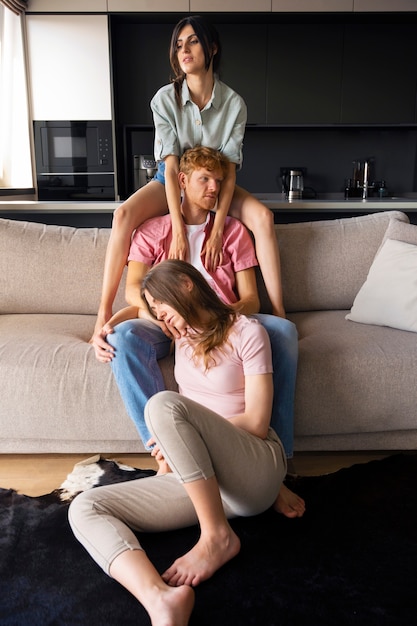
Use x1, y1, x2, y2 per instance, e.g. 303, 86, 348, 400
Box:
149, 584, 195, 626
273, 483, 306, 518
162, 525, 241, 587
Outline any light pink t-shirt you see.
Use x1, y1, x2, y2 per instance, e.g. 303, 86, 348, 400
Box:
175, 315, 272, 418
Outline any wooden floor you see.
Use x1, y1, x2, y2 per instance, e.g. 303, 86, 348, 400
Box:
0, 451, 392, 497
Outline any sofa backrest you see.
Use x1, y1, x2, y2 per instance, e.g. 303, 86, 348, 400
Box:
0, 218, 126, 315
0, 211, 410, 316
269, 210, 409, 313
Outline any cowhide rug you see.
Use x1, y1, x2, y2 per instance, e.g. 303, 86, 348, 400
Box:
1, 453, 417, 626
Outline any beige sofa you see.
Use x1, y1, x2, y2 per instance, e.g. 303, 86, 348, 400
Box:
1, 210, 416, 454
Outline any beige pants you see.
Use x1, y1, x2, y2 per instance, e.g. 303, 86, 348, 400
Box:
68, 391, 287, 575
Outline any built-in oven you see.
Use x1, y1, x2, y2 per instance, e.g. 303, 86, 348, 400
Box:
33, 120, 116, 201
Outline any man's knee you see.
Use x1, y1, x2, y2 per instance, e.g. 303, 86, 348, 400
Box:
107, 319, 140, 350
256, 314, 298, 343
145, 390, 182, 432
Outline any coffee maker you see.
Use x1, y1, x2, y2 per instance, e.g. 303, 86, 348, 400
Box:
133, 155, 157, 190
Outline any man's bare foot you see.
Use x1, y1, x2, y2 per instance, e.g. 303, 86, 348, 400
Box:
148, 585, 195, 626
162, 525, 241, 587
273, 483, 306, 518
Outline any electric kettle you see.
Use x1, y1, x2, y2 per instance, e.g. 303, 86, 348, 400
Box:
281, 169, 304, 201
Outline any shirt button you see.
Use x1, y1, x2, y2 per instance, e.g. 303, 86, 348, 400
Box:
195, 120, 201, 125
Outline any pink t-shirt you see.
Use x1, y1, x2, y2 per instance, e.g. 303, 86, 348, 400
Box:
128, 212, 258, 305
175, 315, 272, 418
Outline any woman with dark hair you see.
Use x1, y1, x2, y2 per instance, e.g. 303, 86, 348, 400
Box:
71, 259, 303, 626
92, 14, 287, 358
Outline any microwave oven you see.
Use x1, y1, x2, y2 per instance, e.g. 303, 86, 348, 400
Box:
33, 120, 115, 200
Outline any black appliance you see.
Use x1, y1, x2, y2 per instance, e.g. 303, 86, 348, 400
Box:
34, 121, 115, 200
133, 154, 157, 190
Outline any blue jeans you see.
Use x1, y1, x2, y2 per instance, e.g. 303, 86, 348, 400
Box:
108, 315, 298, 458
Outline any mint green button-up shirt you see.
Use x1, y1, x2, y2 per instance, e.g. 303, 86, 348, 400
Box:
151, 77, 247, 169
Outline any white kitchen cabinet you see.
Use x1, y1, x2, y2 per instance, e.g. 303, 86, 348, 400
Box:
272, 0, 353, 10
26, 14, 112, 120
26, 0, 107, 11
190, 0, 271, 10
107, 0, 189, 10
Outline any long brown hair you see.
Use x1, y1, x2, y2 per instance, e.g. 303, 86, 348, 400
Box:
169, 15, 222, 108
141, 260, 235, 370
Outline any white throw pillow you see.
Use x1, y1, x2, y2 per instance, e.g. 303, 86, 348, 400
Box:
346, 238, 417, 332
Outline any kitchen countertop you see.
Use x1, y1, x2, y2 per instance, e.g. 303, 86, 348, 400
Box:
252, 193, 417, 211
0, 201, 122, 213
1, 195, 417, 213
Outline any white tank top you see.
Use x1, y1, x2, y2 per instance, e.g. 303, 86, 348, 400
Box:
185, 216, 215, 290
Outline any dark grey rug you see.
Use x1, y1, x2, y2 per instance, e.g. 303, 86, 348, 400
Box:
1, 453, 416, 626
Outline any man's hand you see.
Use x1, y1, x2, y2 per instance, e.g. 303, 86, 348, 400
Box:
91, 323, 115, 363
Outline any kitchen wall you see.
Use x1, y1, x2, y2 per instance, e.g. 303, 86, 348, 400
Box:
111, 12, 417, 199
20, 7, 417, 204
125, 125, 417, 198
236, 127, 417, 196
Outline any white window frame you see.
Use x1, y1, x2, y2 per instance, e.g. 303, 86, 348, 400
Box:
0, 4, 33, 189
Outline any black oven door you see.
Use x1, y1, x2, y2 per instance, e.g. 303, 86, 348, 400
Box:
36, 173, 116, 200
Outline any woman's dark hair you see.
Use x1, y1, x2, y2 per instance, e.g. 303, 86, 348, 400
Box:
169, 15, 222, 108
141, 259, 235, 369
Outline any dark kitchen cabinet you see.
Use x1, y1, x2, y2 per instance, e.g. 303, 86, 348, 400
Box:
109, 14, 417, 199
111, 22, 173, 125
111, 18, 417, 127
216, 23, 268, 124
341, 24, 417, 124
112, 21, 268, 126
266, 23, 344, 124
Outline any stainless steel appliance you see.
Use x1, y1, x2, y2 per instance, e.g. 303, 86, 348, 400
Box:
344, 158, 389, 199
133, 155, 157, 190
281, 168, 305, 201
33, 120, 115, 200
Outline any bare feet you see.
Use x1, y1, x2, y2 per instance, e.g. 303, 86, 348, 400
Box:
162, 524, 241, 587
149, 585, 195, 626
273, 483, 306, 518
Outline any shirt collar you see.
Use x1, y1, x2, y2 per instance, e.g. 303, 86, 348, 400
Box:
181, 76, 221, 110
181, 79, 191, 106
205, 212, 216, 233
180, 211, 215, 233
184, 212, 210, 231
210, 76, 221, 110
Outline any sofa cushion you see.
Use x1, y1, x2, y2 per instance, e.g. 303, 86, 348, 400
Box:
0, 218, 127, 315
289, 309, 417, 438
346, 238, 417, 332
274, 210, 409, 313
0, 313, 177, 452
382, 216, 417, 246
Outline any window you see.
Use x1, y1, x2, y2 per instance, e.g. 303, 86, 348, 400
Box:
0, 4, 32, 189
